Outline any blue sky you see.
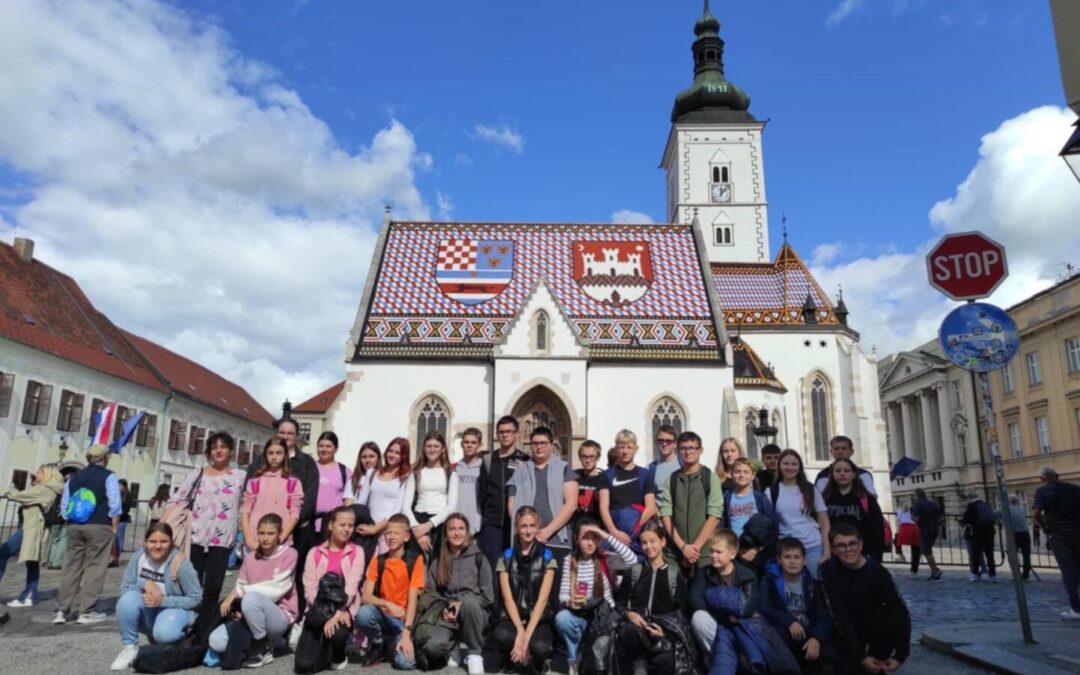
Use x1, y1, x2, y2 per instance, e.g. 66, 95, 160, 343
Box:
0, 0, 1076, 408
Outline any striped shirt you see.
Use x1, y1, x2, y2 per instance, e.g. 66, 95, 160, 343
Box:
559, 533, 636, 608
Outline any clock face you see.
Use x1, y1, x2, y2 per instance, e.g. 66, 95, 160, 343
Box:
710, 182, 732, 203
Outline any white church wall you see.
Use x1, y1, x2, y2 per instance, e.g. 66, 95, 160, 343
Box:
493, 358, 588, 454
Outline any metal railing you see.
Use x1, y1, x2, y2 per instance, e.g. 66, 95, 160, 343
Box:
882, 511, 1058, 571
0, 497, 160, 557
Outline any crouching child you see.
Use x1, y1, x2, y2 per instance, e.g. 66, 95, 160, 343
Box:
356, 514, 422, 670
760, 537, 832, 672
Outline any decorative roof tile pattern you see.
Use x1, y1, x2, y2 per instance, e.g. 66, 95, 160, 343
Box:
731, 337, 786, 391
294, 380, 345, 414
0, 242, 166, 392
359, 222, 721, 359
711, 243, 839, 326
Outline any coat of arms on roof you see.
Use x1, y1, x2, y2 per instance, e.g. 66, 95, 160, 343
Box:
435, 238, 515, 306
572, 241, 653, 307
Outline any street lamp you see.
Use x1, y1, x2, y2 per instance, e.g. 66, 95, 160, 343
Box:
1061, 118, 1080, 183
753, 406, 778, 446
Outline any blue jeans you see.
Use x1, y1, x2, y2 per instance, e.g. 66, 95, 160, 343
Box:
115, 521, 129, 556
1052, 535, 1080, 612
355, 604, 416, 669
805, 544, 823, 576
116, 590, 193, 646
0, 528, 24, 583
554, 609, 589, 662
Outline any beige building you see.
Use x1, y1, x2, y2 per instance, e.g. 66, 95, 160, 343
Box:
880, 272, 1080, 515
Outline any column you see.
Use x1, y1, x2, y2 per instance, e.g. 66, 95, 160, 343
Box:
900, 397, 918, 466
886, 402, 904, 463
919, 390, 941, 468
935, 384, 958, 466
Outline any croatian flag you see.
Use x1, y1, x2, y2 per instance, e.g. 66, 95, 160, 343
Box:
89, 402, 119, 446
435, 238, 515, 306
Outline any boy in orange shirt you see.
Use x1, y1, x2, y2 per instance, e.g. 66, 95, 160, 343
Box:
356, 514, 424, 669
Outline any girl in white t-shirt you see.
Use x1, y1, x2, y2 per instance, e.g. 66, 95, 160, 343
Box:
355, 438, 409, 555
766, 449, 830, 573
402, 431, 459, 554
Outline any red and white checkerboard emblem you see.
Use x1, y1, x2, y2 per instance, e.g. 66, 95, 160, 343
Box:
435, 238, 515, 305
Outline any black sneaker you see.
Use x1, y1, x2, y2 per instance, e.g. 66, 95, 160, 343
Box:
243, 638, 273, 668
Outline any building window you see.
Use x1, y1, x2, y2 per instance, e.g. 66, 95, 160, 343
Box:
1068, 337, 1080, 374
810, 376, 831, 462
1026, 352, 1042, 386
415, 395, 449, 450
56, 390, 85, 432
21, 380, 52, 426
136, 414, 157, 447
714, 225, 733, 246
952, 380, 962, 407
712, 166, 720, 182
238, 440, 251, 467
1008, 422, 1022, 459
299, 422, 312, 442
651, 397, 685, 459
745, 410, 761, 460
0, 372, 14, 418
11, 469, 29, 491
1002, 362, 1014, 393
113, 405, 133, 442
721, 166, 730, 183
187, 425, 206, 455
1035, 416, 1051, 454
128, 482, 141, 501
87, 398, 107, 435
534, 310, 549, 353
168, 419, 185, 451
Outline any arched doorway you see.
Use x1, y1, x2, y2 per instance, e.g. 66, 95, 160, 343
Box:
511, 385, 572, 460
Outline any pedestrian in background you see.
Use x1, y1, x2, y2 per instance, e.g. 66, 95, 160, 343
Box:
895, 504, 921, 575
46, 462, 82, 569
961, 491, 998, 582
1032, 466, 1080, 619
3, 463, 64, 608
1001, 494, 1032, 581
111, 478, 133, 567
147, 483, 170, 528
911, 488, 944, 581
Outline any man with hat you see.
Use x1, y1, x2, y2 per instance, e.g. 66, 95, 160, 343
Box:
53, 444, 121, 625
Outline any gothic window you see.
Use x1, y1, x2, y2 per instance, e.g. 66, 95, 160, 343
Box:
415, 395, 449, 450
810, 376, 831, 461
712, 166, 721, 182
651, 397, 685, 459
534, 311, 549, 353
745, 410, 760, 459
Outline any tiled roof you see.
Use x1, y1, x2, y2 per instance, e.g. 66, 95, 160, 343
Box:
731, 336, 786, 391
711, 243, 839, 326
294, 380, 345, 414
123, 331, 275, 428
357, 222, 723, 360
0, 242, 166, 392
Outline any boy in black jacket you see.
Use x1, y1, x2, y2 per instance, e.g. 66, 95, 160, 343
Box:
819, 524, 910, 674
760, 538, 832, 671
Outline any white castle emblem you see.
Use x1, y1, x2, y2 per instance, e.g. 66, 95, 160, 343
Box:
574, 242, 652, 307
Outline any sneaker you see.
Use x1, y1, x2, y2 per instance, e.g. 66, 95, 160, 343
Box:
466, 654, 484, 675
52, 610, 67, 625
77, 611, 109, 624
987, 575, 999, 584
243, 639, 273, 668
6, 598, 31, 608
110, 645, 140, 671
447, 650, 460, 669
569, 665, 579, 675
288, 623, 302, 650
968, 573, 980, 582
1062, 609, 1080, 620
330, 658, 349, 671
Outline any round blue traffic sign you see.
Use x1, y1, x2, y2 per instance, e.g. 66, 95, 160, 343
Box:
938, 302, 1019, 372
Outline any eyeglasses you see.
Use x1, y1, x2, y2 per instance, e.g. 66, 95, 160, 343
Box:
533, 441, 552, 448
656, 438, 676, 445
678, 446, 701, 453
833, 541, 860, 551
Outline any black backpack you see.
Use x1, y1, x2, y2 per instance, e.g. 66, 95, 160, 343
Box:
668, 468, 712, 508
32, 496, 64, 527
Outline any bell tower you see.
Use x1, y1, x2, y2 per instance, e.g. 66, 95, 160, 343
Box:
661, 1, 770, 263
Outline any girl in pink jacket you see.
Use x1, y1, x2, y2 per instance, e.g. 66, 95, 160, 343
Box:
241, 438, 303, 551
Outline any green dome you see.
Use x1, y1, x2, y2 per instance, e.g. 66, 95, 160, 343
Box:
671, 2, 755, 123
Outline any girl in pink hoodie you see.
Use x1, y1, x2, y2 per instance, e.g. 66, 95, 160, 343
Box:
241, 438, 303, 551
209, 513, 298, 668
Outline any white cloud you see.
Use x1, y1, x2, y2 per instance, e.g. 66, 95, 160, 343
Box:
472, 124, 525, 154
827, 0, 865, 26
436, 191, 454, 221
611, 209, 654, 224
810, 242, 846, 266
0, 0, 435, 410
812, 106, 1080, 357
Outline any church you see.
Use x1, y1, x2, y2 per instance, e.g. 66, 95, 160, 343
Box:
321, 3, 891, 506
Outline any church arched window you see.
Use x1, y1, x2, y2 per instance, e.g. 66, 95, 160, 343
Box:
712, 166, 721, 183
745, 409, 760, 459
721, 166, 729, 183
810, 376, 831, 461
650, 397, 685, 460
534, 310, 549, 353
414, 394, 449, 450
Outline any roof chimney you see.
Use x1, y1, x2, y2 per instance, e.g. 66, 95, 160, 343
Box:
13, 237, 34, 263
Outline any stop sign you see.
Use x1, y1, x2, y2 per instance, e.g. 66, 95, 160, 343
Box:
926, 231, 1008, 301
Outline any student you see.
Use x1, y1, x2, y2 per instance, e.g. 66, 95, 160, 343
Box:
414, 513, 493, 674
454, 428, 485, 535
110, 523, 203, 671
2, 463, 64, 607
554, 519, 637, 675
819, 524, 911, 675
648, 425, 681, 502
147, 484, 170, 527
402, 431, 459, 555
599, 429, 658, 559
508, 426, 578, 565
313, 432, 353, 537
722, 458, 778, 570
822, 458, 886, 561
491, 506, 559, 672
165, 432, 246, 619
478, 415, 530, 569
355, 438, 410, 555
355, 514, 423, 670
296, 506, 365, 673
660, 430, 723, 574
241, 438, 304, 552
209, 513, 299, 668
572, 440, 605, 530
714, 438, 743, 492
760, 538, 832, 673
613, 520, 694, 675
358, 442, 383, 474
767, 450, 830, 574
812, 435, 876, 496
754, 444, 782, 493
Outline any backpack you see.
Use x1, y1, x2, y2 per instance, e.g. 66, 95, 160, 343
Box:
373, 550, 421, 599
669, 468, 712, 509
64, 475, 99, 524
975, 500, 997, 526
627, 563, 678, 611
31, 496, 64, 527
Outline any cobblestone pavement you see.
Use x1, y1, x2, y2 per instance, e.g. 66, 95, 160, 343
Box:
2, 560, 1055, 674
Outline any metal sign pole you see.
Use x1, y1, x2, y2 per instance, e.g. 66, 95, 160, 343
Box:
976, 370, 1035, 643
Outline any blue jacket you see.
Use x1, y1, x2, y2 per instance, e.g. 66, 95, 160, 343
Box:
704, 585, 800, 675
759, 559, 831, 643
121, 548, 204, 618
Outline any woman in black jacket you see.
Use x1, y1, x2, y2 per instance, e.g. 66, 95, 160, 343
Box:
822, 459, 886, 561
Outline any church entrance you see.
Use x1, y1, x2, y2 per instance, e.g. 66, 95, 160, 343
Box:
510, 385, 572, 460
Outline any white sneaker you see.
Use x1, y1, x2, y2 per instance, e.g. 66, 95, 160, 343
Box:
465, 654, 484, 675
1062, 609, 1080, 620
330, 659, 348, 671
288, 623, 302, 650
111, 645, 140, 671
6, 598, 31, 608
968, 573, 980, 582
569, 665, 579, 675
447, 653, 460, 668
77, 611, 109, 624
52, 610, 67, 625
